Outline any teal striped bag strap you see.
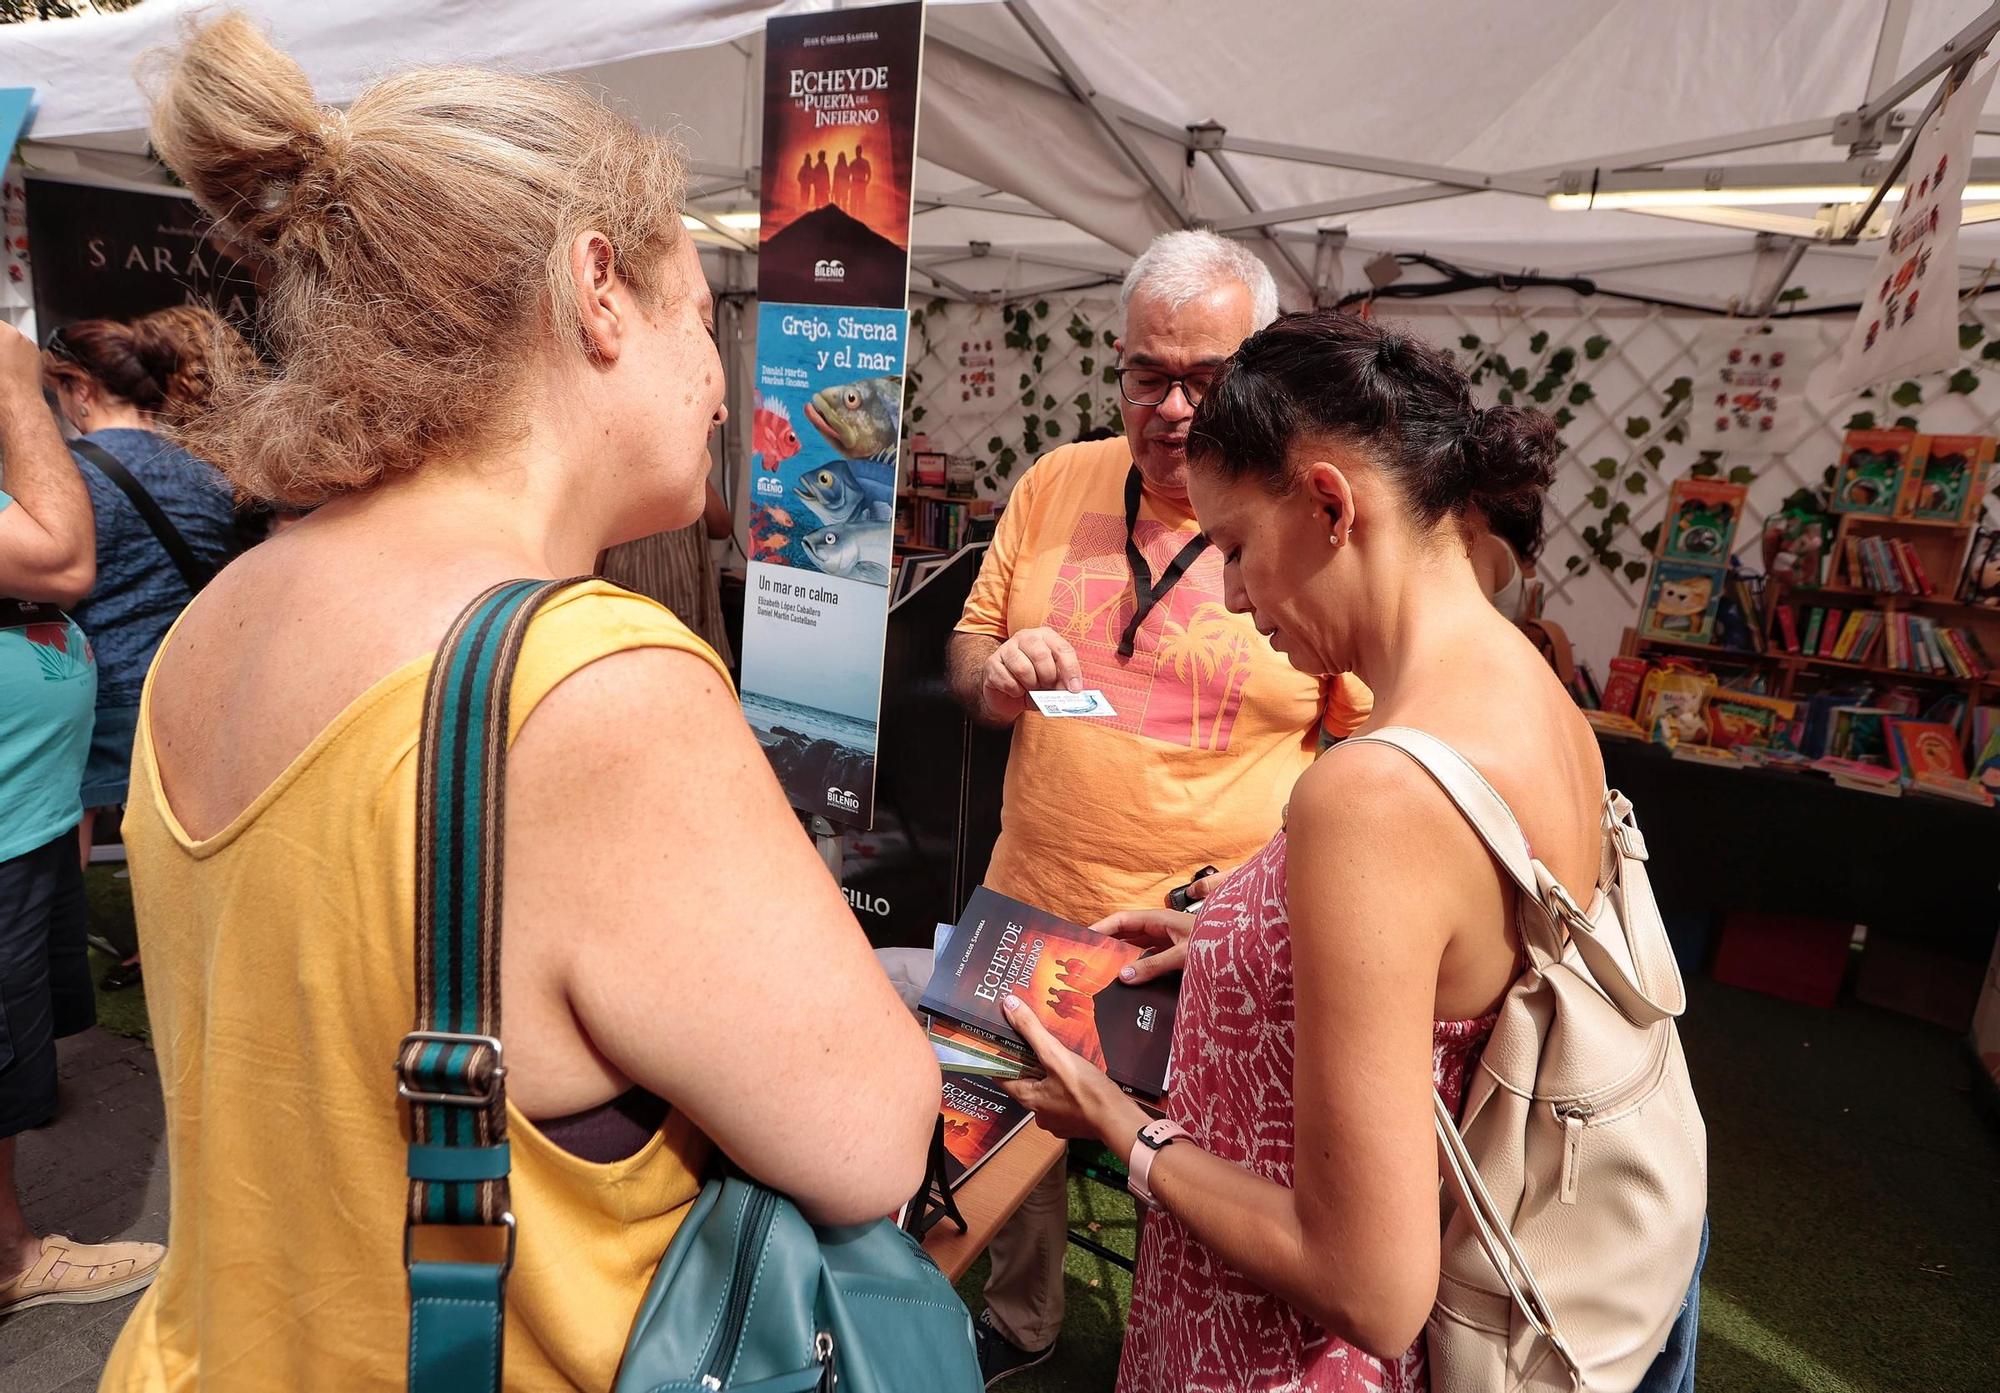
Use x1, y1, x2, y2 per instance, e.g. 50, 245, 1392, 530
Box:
395, 578, 592, 1393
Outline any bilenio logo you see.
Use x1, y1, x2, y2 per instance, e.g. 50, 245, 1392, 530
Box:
1136, 1005, 1157, 1033
827, 786, 862, 813
814, 258, 846, 283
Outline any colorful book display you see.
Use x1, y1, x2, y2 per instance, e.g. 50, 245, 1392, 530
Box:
1639, 560, 1726, 645
1831, 429, 1919, 516
1660, 478, 1748, 564
936, 1070, 1034, 1190
1898, 435, 1994, 523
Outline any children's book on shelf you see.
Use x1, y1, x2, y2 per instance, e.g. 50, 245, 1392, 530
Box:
1660, 478, 1749, 564
936, 1070, 1035, 1191
1635, 665, 1716, 743
1831, 429, 1918, 516
1669, 743, 1744, 768
1706, 689, 1798, 749
1898, 435, 1994, 523
1828, 706, 1892, 765
1584, 709, 1647, 741
1601, 656, 1651, 717
1963, 528, 2000, 608
922, 886, 1178, 1097
1974, 706, 2000, 787
1639, 561, 1726, 645
1886, 718, 1968, 781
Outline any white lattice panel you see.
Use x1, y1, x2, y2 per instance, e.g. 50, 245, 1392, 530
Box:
899, 292, 2000, 686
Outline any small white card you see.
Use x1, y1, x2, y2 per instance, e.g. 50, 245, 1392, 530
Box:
1029, 688, 1118, 718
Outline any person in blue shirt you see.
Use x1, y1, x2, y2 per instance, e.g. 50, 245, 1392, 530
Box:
0, 320, 168, 1319
41, 306, 248, 989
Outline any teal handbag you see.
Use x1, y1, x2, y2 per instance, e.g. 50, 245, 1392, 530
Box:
399, 580, 981, 1393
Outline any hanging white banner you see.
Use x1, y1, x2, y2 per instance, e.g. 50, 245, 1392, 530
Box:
1827, 58, 1999, 395
1686, 326, 1813, 456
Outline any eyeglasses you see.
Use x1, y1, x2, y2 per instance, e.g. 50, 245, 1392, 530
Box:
40, 326, 75, 364
1115, 365, 1218, 408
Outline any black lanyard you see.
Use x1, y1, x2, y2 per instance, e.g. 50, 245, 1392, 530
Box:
1119, 465, 1209, 659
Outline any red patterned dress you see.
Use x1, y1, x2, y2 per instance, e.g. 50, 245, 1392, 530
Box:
1118, 829, 1496, 1393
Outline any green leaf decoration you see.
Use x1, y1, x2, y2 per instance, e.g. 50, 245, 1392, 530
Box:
1033, 299, 1049, 318
1509, 368, 1530, 390
1043, 394, 1057, 411
1624, 471, 1649, 494
1080, 357, 1095, 376
1949, 367, 1979, 395
1034, 334, 1051, 354
1665, 376, 1693, 403
1032, 354, 1044, 374
1624, 560, 1649, 583
1584, 335, 1611, 360
1890, 381, 1922, 407
1604, 549, 1624, 569
910, 405, 926, 423
1553, 407, 1575, 428
1641, 524, 1662, 551
1022, 390, 1036, 406
1587, 485, 1609, 508
1103, 329, 1118, 348
1778, 287, 1808, 303
1102, 365, 1117, 384
1962, 323, 1987, 350
1983, 341, 2000, 362
1728, 466, 1755, 485
996, 459, 1015, 478
1530, 379, 1558, 404
1529, 330, 1549, 354
987, 435, 1004, 454
1593, 457, 1618, 479
1690, 459, 1720, 479
1569, 382, 1594, 405
998, 446, 1018, 468
1496, 387, 1515, 405
1548, 347, 1577, 376
1460, 334, 1482, 350
1643, 445, 1664, 467
1024, 413, 1040, 432
1663, 422, 1687, 444
1895, 415, 1920, 430
1607, 501, 1632, 526
1566, 555, 1586, 573
1844, 411, 1876, 430
1625, 416, 1651, 438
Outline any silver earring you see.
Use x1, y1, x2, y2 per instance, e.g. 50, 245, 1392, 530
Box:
1328, 533, 1342, 547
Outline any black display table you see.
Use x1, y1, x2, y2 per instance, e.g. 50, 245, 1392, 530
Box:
1597, 738, 1998, 963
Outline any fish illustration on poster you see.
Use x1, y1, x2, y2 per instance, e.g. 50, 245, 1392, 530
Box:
757, 3, 924, 308
739, 301, 910, 829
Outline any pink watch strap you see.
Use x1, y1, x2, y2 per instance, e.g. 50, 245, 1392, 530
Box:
1127, 1119, 1189, 1209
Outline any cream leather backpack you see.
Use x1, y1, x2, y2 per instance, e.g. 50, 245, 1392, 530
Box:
1350, 729, 1707, 1393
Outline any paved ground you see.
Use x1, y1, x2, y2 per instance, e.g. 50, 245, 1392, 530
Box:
0, 1030, 167, 1393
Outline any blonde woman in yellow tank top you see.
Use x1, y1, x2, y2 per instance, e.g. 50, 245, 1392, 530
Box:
100, 16, 939, 1391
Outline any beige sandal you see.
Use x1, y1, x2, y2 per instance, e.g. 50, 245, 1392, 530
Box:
0, 1235, 165, 1316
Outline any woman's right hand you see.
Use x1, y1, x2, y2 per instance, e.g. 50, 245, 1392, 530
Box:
1090, 907, 1196, 986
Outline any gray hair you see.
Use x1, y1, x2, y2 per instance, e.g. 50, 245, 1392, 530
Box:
1119, 229, 1280, 331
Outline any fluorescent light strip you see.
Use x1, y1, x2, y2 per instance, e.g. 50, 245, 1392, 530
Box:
682, 212, 762, 231
1550, 183, 2000, 211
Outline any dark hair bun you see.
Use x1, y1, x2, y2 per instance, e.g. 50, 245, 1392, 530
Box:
1463, 405, 1558, 510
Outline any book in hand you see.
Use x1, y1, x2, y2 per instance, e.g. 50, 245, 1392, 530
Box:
936, 1070, 1034, 1191
927, 1015, 1032, 1079
922, 886, 1178, 1098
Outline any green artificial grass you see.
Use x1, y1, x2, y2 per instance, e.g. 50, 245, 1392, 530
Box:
84, 866, 148, 1042
68, 871, 2000, 1389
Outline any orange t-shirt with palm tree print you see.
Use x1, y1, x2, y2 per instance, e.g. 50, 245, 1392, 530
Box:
958, 438, 1371, 927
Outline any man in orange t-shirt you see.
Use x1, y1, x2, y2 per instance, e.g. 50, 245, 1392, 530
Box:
943, 231, 1370, 1382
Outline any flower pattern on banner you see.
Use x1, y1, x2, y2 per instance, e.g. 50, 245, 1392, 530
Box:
1119, 831, 1496, 1393
1044, 511, 1253, 751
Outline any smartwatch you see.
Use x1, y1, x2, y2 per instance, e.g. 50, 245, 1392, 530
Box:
1127, 1118, 1189, 1210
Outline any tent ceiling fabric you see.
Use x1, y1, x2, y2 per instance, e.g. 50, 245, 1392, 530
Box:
8, 0, 2000, 302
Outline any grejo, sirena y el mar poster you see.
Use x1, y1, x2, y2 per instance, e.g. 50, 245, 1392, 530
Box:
738, 303, 907, 828
756, 2, 922, 308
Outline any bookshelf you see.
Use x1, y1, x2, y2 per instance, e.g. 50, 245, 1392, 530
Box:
895, 490, 997, 555
1627, 505, 2000, 747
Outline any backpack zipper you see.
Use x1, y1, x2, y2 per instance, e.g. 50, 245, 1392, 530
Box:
1557, 1102, 1591, 1205
699, 1188, 780, 1390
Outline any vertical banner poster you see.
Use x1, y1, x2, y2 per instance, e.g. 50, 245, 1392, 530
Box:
740, 1, 924, 830
756, 4, 921, 307
25, 178, 260, 334
1828, 58, 1999, 395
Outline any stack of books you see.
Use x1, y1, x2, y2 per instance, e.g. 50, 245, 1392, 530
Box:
1839, 535, 1936, 595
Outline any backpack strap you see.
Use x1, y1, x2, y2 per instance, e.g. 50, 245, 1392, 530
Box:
397, 578, 592, 1393
71, 437, 216, 596
1343, 727, 1685, 1025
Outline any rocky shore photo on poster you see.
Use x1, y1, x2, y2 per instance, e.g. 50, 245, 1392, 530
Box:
748, 301, 906, 588
26, 178, 260, 333
757, 1, 922, 308
739, 559, 889, 829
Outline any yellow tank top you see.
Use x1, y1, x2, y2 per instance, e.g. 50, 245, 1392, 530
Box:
102, 583, 717, 1392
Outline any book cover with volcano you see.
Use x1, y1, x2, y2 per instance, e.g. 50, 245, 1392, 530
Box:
921, 887, 1178, 1098
758, 2, 924, 309
937, 1070, 1034, 1190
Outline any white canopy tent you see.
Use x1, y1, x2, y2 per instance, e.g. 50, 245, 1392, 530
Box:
7, 0, 2000, 313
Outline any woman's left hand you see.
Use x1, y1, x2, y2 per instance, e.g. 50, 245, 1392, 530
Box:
998, 994, 1149, 1144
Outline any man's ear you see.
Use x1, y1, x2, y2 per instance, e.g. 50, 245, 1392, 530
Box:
568, 230, 624, 365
